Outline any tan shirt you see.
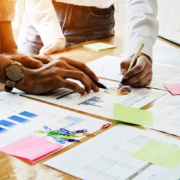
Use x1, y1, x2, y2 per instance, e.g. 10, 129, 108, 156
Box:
0, 0, 17, 21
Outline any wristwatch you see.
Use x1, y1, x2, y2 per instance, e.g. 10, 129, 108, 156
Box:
5, 61, 24, 92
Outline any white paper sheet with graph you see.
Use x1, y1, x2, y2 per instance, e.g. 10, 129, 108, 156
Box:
13, 79, 166, 120
0, 92, 106, 148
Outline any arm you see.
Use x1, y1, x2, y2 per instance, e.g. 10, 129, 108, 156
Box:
27, 0, 66, 55
0, 21, 53, 69
0, 55, 99, 95
120, 0, 159, 87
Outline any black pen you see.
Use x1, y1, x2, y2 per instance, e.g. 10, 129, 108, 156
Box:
92, 80, 107, 89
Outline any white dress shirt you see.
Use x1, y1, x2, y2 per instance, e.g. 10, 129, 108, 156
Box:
24, 0, 159, 59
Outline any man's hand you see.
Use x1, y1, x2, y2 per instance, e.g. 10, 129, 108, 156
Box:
16, 57, 99, 95
120, 54, 153, 87
40, 38, 66, 55
3, 50, 53, 69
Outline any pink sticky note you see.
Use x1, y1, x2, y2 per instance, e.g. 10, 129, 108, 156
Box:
163, 83, 180, 95
0, 135, 63, 163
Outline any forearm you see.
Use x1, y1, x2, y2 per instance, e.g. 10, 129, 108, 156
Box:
0, 21, 18, 54
126, 0, 159, 59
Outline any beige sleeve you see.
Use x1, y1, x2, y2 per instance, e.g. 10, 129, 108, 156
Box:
0, 0, 17, 21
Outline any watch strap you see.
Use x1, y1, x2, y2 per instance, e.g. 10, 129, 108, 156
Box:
5, 79, 16, 92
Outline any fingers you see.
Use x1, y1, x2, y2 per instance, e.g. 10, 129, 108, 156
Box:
40, 45, 50, 55
40, 39, 66, 55
61, 80, 86, 95
123, 57, 147, 79
130, 73, 152, 87
43, 45, 57, 55
59, 57, 99, 81
124, 63, 150, 86
30, 54, 53, 64
120, 59, 131, 75
62, 70, 99, 93
19, 56, 44, 69
123, 56, 153, 87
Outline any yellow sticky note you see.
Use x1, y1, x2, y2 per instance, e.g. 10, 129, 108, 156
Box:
113, 103, 153, 126
83, 43, 116, 52
132, 140, 180, 169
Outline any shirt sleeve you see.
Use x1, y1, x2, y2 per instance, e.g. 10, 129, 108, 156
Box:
27, 0, 65, 46
0, 0, 17, 21
126, 0, 159, 60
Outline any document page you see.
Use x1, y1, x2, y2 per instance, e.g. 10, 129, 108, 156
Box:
13, 79, 166, 120
45, 124, 180, 180
146, 94, 180, 136
0, 92, 106, 148
87, 55, 180, 90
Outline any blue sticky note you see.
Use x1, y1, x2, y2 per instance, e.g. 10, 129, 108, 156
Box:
8, 116, 29, 123
0, 120, 16, 127
19, 111, 38, 118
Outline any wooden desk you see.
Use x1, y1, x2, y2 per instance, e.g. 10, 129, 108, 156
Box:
0, 35, 180, 180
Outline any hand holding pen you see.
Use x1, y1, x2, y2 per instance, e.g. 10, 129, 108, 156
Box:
119, 44, 153, 89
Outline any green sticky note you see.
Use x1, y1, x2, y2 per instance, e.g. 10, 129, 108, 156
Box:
113, 103, 153, 126
83, 43, 116, 52
132, 140, 180, 169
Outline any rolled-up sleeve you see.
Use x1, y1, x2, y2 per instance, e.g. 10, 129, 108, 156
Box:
0, 0, 17, 21
27, 0, 65, 46
126, 0, 159, 60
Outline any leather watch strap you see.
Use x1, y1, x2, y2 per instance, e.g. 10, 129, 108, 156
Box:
5, 80, 16, 92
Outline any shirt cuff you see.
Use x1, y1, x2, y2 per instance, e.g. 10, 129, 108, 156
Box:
127, 38, 153, 60
39, 22, 65, 46
0, 0, 17, 21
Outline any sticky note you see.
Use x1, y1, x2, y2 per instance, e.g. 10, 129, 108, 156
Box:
132, 140, 180, 169
0, 135, 63, 163
83, 43, 116, 52
163, 83, 180, 95
113, 103, 153, 126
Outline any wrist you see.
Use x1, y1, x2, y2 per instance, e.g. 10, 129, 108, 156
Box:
15, 68, 33, 92
139, 53, 152, 64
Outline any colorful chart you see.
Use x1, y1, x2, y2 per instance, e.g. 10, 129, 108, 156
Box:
104, 87, 131, 96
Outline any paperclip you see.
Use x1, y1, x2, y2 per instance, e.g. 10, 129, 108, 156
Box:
65, 134, 83, 137
43, 126, 52, 132
71, 129, 88, 134
101, 123, 111, 129
47, 130, 62, 137
59, 128, 71, 134
35, 131, 48, 134
55, 136, 74, 139
65, 139, 80, 142
53, 137, 66, 144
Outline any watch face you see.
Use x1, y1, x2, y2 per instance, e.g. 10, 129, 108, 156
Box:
5, 64, 23, 82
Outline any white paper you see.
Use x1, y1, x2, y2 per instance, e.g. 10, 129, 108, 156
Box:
147, 63, 180, 90
153, 46, 180, 66
13, 79, 166, 120
0, 92, 107, 148
87, 55, 123, 82
45, 124, 180, 180
146, 94, 180, 137
87, 55, 180, 91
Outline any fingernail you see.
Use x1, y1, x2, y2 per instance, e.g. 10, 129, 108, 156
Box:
121, 68, 126, 74
96, 86, 99, 92
96, 77, 99, 81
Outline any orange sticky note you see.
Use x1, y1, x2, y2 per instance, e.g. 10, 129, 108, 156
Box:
163, 83, 180, 95
0, 135, 63, 163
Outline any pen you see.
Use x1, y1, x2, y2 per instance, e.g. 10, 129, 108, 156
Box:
117, 44, 144, 91
92, 79, 107, 89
